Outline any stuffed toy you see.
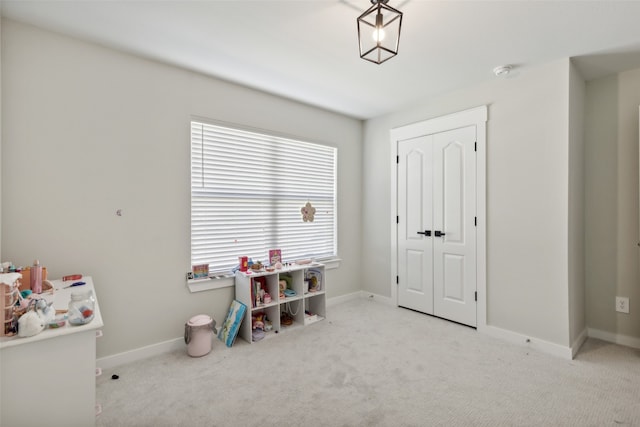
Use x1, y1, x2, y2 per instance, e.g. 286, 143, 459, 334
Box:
18, 309, 44, 338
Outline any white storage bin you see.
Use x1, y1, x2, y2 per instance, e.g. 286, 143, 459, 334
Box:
184, 315, 217, 357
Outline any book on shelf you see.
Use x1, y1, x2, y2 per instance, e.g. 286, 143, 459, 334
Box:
252, 277, 267, 308
269, 249, 281, 266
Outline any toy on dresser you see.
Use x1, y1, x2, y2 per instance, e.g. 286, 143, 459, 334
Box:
17, 298, 55, 338
17, 308, 44, 338
1, 274, 21, 336
2, 270, 64, 337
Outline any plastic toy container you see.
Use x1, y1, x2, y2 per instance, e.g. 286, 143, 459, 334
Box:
68, 290, 95, 325
184, 315, 217, 357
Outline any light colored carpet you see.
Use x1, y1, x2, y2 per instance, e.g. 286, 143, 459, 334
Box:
96, 297, 640, 426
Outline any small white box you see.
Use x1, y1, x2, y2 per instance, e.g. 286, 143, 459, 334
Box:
304, 314, 318, 325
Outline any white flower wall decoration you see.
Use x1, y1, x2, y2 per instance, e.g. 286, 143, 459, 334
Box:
301, 201, 316, 222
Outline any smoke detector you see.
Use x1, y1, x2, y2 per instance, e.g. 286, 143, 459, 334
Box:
493, 65, 513, 77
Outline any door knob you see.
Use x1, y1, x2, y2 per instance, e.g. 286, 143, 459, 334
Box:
434, 230, 446, 237
416, 230, 432, 237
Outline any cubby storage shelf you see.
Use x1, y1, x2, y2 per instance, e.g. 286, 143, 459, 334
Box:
235, 263, 326, 344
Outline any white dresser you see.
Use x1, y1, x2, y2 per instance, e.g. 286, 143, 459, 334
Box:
0, 276, 104, 427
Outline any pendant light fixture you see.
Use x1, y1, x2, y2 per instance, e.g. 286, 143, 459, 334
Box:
357, 0, 403, 64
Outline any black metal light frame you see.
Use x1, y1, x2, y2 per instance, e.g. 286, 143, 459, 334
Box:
357, 0, 403, 64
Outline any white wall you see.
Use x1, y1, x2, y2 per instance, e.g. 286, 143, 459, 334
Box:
1, 19, 363, 358
568, 60, 586, 347
584, 75, 619, 335
363, 59, 574, 347
616, 68, 640, 341
0, 16, 3, 262
585, 67, 640, 343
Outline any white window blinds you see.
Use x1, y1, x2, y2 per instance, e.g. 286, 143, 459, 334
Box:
191, 121, 337, 274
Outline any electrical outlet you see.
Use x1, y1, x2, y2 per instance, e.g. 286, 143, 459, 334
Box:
615, 296, 629, 314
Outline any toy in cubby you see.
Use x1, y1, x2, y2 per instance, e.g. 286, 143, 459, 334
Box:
305, 269, 323, 293
251, 311, 273, 342
279, 273, 298, 299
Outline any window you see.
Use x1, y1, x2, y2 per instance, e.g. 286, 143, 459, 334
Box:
191, 120, 337, 275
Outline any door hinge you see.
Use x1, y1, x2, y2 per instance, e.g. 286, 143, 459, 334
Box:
475, 291, 477, 302
396, 276, 399, 285
474, 142, 477, 152
396, 155, 399, 164
474, 216, 477, 226
397, 215, 399, 224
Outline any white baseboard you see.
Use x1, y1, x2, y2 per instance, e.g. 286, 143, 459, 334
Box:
327, 291, 362, 306
97, 337, 184, 370
361, 294, 575, 359
327, 290, 395, 306
100, 292, 368, 369
359, 291, 394, 306
587, 328, 640, 349
480, 325, 573, 360
100, 295, 613, 369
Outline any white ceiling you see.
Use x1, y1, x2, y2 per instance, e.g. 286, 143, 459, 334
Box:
3, 0, 640, 119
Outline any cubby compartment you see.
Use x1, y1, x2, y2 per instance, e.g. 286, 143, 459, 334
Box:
304, 293, 326, 325
304, 267, 324, 294
235, 263, 326, 344
280, 297, 304, 329
278, 269, 304, 303
249, 305, 279, 342
248, 275, 277, 309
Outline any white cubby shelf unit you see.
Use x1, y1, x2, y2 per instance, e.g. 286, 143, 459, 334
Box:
234, 263, 326, 343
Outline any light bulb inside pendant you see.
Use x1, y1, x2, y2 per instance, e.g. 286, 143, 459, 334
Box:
372, 27, 386, 42
372, 12, 385, 43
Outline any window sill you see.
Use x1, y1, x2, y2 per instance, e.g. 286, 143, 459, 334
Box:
187, 275, 234, 293
316, 257, 341, 270
186, 258, 340, 293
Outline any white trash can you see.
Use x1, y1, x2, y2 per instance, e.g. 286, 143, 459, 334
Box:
184, 314, 217, 357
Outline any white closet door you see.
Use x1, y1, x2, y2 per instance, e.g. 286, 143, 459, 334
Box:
397, 126, 477, 327
432, 126, 477, 327
397, 135, 434, 314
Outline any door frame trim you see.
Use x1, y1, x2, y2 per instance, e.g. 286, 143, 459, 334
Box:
390, 105, 488, 331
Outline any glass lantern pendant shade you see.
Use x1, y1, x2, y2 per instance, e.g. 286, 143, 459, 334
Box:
357, 0, 403, 64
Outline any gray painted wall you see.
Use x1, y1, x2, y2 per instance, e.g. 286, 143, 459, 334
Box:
585, 68, 640, 341
3, 17, 638, 359
1, 19, 363, 358
0, 17, 3, 262
363, 59, 575, 347
568, 61, 586, 346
